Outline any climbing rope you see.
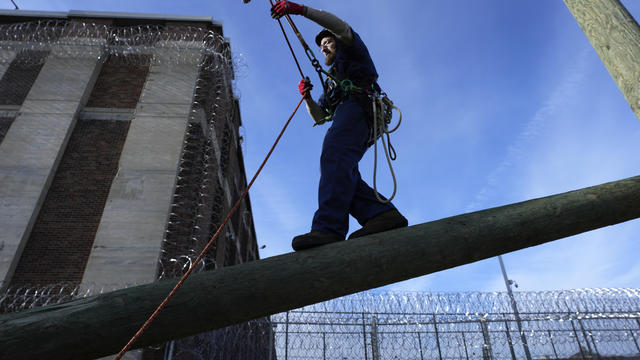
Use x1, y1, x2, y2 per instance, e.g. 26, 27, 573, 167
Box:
269, 0, 337, 103
114, 4, 315, 358
371, 94, 402, 203
271, 6, 304, 78
113, 96, 305, 360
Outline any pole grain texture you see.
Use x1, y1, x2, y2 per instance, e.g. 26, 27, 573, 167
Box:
1, 175, 640, 359
564, 0, 640, 121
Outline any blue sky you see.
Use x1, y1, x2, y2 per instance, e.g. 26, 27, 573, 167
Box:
10, 0, 640, 293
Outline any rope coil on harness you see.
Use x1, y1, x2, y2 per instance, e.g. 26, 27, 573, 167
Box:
371, 93, 402, 203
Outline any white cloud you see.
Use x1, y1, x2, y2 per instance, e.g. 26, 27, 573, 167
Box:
465, 47, 591, 212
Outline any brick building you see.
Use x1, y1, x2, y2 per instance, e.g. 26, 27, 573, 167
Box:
0, 9, 269, 359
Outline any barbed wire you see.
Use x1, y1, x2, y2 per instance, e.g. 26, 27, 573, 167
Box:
0, 16, 246, 294
3, 285, 637, 320
2, 284, 639, 358
0, 18, 253, 358
0, 20, 236, 70
270, 290, 640, 360
0, 17, 248, 299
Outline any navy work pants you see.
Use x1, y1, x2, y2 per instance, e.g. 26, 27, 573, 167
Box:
311, 97, 395, 238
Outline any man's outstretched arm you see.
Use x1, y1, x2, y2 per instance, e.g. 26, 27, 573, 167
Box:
271, 1, 353, 45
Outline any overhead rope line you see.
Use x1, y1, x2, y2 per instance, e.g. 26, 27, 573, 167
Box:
269, 0, 336, 103
271, 6, 305, 78
114, 96, 305, 360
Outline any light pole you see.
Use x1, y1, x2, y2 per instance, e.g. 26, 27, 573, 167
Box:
498, 255, 532, 360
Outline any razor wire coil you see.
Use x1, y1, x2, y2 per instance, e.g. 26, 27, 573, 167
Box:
2, 286, 640, 359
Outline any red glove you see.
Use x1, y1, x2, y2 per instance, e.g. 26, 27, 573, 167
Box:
271, 1, 305, 19
298, 77, 312, 99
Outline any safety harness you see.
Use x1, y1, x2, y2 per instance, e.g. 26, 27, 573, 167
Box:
316, 66, 402, 203
270, 0, 403, 202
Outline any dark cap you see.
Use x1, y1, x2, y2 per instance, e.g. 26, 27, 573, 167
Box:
315, 29, 335, 46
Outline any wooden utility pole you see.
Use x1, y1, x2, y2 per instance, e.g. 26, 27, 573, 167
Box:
1, 175, 640, 359
564, 0, 640, 121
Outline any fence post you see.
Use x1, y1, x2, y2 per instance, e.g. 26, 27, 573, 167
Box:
480, 319, 494, 360
570, 315, 587, 360
371, 316, 380, 360
503, 317, 517, 360
285, 311, 289, 360
268, 323, 275, 360
362, 312, 369, 360
417, 332, 424, 360
461, 331, 470, 360
630, 319, 640, 354
323, 332, 326, 360
433, 314, 443, 360
578, 319, 598, 359
548, 330, 559, 360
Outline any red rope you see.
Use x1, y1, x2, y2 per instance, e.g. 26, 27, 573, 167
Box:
114, 95, 305, 360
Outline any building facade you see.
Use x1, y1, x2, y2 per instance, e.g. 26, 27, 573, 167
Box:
0, 9, 268, 359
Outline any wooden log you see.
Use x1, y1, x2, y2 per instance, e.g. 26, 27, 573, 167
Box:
564, 0, 640, 121
1, 175, 640, 359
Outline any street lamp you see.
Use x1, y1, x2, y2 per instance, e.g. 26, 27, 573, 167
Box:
498, 255, 532, 360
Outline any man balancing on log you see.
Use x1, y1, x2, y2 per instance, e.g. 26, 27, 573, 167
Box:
271, 1, 408, 251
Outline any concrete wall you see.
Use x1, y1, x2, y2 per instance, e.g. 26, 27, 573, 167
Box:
81, 44, 202, 289
0, 44, 103, 289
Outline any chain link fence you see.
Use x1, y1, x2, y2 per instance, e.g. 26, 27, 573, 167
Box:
2, 285, 639, 359
271, 289, 640, 360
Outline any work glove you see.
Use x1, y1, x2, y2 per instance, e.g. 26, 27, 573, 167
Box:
271, 0, 305, 19
298, 77, 313, 99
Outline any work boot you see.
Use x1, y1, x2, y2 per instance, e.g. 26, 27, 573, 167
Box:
292, 231, 344, 251
348, 209, 408, 239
